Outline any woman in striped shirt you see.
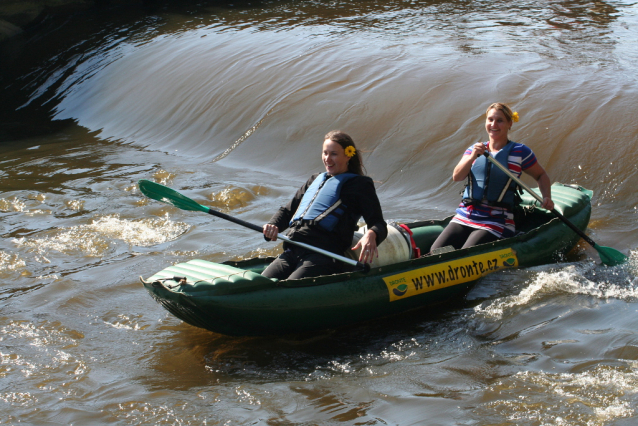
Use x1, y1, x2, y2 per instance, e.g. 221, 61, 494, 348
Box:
430, 103, 554, 252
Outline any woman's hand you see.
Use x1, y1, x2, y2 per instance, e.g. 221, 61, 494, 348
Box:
524, 163, 554, 211
453, 143, 486, 181
471, 142, 487, 158
541, 197, 554, 211
352, 229, 378, 263
262, 224, 279, 241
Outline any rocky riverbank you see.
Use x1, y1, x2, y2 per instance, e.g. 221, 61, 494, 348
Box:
0, 0, 135, 42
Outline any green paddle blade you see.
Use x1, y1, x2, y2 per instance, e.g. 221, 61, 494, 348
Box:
138, 180, 209, 213
596, 244, 629, 267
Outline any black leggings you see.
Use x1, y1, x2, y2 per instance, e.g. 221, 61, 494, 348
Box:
261, 246, 347, 280
430, 222, 499, 251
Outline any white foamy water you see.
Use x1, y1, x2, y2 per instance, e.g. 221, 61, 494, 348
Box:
475, 258, 638, 320
0, 250, 26, 273
0, 197, 27, 212
12, 214, 190, 257
475, 365, 638, 424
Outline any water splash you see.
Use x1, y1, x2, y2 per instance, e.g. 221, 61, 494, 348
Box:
64, 199, 85, 211
475, 261, 638, 320
0, 250, 27, 273
12, 214, 190, 257
208, 185, 270, 211
151, 169, 176, 186
475, 364, 638, 424
0, 197, 27, 212
101, 313, 151, 331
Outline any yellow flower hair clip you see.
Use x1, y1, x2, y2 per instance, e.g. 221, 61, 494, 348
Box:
512, 111, 520, 123
344, 145, 356, 158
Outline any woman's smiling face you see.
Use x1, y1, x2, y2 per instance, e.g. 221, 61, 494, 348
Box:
322, 139, 349, 175
485, 107, 511, 140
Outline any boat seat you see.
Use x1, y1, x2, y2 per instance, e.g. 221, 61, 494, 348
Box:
429, 245, 455, 255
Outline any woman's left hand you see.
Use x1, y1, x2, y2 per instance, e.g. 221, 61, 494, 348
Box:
523, 163, 554, 212
352, 229, 378, 264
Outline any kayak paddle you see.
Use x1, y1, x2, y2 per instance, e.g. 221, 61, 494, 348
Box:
137, 179, 370, 272
484, 154, 627, 266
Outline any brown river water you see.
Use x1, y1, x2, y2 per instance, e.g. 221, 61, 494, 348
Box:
1, 0, 638, 424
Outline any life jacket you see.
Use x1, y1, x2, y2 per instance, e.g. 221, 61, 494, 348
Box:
290, 172, 358, 231
462, 141, 521, 208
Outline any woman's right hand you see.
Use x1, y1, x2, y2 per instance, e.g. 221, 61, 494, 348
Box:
471, 142, 486, 158
453, 143, 486, 181
262, 224, 279, 241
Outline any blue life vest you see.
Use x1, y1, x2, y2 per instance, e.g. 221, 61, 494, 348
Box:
462, 141, 520, 207
290, 172, 358, 231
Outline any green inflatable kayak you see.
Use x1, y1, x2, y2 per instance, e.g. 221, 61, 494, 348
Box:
141, 183, 592, 336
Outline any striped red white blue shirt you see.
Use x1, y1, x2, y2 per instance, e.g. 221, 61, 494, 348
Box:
451, 141, 537, 238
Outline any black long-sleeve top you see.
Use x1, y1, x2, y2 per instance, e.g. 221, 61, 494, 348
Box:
268, 173, 387, 255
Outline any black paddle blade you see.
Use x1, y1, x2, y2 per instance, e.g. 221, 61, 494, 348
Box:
596, 245, 628, 267
138, 180, 209, 213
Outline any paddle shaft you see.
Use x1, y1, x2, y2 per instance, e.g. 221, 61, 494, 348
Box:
204, 208, 368, 271
484, 154, 600, 248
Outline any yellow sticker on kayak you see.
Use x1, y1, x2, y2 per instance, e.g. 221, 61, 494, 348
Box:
383, 248, 518, 301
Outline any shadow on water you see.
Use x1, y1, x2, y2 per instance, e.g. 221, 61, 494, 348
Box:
0, 0, 262, 143
142, 291, 476, 389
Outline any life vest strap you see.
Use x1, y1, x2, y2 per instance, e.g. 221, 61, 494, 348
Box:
461, 198, 516, 209
314, 199, 343, 223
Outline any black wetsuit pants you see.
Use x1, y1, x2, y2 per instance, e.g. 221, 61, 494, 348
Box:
261, 246, 347, 280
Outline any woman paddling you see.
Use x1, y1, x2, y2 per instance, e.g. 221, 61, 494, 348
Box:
430, 102, 554, 252
262, 130, 387, 280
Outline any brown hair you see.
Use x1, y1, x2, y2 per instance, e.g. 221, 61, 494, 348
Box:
486, 102, 514, 123
324, 130, 365, 175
